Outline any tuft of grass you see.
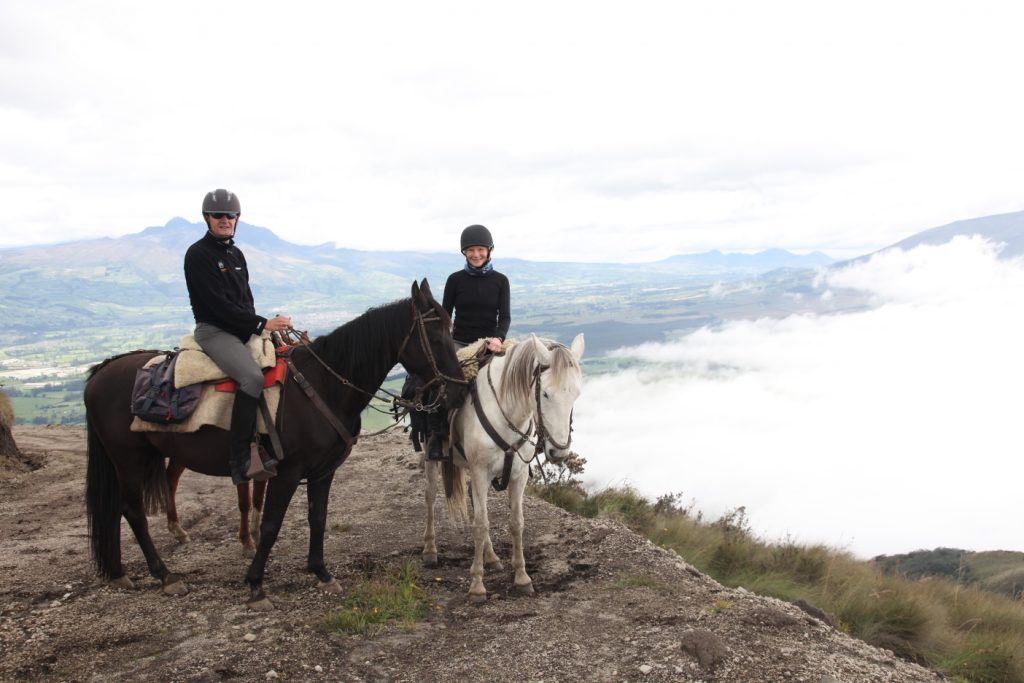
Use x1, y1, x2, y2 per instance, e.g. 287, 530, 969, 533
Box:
324, 562, 434, 637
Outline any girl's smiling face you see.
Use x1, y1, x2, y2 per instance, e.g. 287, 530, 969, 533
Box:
463, 245, 490, 268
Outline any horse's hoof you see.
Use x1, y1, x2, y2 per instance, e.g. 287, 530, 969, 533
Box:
242, 546, 256, 559
514, 582, 535, 595
319, 578, 343, 595
109, 575, 135, 590
469, 592, 488, 605
168, 523, 191, 544
422, 553, 438, 568
484, 559, 504, 572
162, 577, 189, 596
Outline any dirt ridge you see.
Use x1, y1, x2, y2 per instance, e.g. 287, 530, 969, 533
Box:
0, 426, 941, 682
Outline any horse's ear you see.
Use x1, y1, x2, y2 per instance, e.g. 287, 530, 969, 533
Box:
570, 333, 585, 361
530, 334, 552, 366
411, 280, 422, 304
419, 278, 433, 300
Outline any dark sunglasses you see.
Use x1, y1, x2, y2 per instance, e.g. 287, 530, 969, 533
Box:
208, 213, 238, 220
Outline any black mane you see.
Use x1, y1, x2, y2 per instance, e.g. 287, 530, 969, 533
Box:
305, 298, 412, 405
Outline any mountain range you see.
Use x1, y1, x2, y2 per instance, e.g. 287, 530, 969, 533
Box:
1, 209, 1023, 359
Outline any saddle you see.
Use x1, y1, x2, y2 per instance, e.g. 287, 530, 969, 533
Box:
129, 332, 285, 435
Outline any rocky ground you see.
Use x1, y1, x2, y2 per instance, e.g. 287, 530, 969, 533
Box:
0, 425, 943, 682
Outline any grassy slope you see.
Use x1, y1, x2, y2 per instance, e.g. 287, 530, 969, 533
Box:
532, 483, 1024, 683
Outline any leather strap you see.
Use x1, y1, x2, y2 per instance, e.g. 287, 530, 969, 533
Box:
469, 379, 530, 492
284, 355, 356, 450
258, 394, 285, 462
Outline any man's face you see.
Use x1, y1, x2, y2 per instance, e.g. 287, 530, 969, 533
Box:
205, 213, 238, 240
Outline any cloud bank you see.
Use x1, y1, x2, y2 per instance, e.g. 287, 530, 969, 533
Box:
3, 3, 1024, 260
573, 237, 1024, 557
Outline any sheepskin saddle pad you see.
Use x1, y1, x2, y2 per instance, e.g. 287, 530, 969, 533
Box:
130, 332, 282, 435
456, 338, 517, 382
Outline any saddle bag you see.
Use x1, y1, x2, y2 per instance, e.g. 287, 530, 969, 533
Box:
131, 352, 202, 424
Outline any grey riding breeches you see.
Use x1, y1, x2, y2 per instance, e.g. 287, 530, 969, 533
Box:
193, 323, 264, 398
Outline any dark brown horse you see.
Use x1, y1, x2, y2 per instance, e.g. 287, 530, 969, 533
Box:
84, 280, 464, 608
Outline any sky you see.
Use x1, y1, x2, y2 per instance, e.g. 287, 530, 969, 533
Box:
3, 2, 1024, 261
574, 236, 1024, 558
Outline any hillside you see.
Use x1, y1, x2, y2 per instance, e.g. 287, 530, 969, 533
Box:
0, 426, 940, 682
874, 547, 1024, 598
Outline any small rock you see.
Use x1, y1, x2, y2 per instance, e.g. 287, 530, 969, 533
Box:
639, 664, 653, 675
266, 671, 279, 680
314, 665, 323, 673
243, 633, 257, 642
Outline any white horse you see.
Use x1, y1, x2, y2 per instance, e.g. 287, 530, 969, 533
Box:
423, 333, 584, 603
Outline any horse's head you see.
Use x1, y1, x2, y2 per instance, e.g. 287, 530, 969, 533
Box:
530, 334, 584, 463
401, 279, 466, 408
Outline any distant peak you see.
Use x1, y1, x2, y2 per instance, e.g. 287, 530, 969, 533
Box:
165, 216, 195, 228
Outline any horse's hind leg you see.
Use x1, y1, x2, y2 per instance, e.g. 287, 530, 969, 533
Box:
120, 462, 187, 596
305, 475, 341, 594
237, 482, 256, 556
508, 466, 533, 594
165, 461, 191, 543
250, 479, 267, 544
422, 460, 439, 566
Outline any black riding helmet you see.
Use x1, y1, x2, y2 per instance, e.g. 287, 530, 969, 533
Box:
202, 189, 241, 217
460, 224, 493, 252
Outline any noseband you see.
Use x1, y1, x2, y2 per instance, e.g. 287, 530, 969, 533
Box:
532, 363, 573, 460
396, 305, 468, 409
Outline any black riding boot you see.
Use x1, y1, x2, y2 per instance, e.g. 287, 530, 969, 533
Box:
229, 391, 260, 485
426, 408, 448, 461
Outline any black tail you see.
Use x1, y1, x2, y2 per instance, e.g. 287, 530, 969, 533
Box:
85, 421, 122, 580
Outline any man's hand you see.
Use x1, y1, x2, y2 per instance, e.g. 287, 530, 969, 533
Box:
485, 337, 503, 353
266, 315, 292, 332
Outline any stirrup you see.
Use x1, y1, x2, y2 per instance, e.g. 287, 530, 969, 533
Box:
245, 443, 278, 482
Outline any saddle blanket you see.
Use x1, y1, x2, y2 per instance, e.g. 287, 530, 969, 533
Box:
129, 332, 282, 435
129, 383, 282, 435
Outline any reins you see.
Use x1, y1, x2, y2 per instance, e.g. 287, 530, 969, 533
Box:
472, 346, 575, 490
278, 301, 467, 445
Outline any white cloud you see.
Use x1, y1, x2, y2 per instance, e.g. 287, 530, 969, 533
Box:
2, 2, 1024, 259
574, 238, 1024, 556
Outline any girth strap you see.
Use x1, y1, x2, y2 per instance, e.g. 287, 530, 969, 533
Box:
283, 355, 356, 450
469, 379, 531, 492
258, 394, 285, 462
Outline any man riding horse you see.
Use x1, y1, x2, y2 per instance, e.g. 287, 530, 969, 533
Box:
183, 189, 293, 484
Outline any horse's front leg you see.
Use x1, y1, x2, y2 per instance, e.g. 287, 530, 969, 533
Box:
305, 474, 342, 594
468, 466, 492, 603
422, 459, 439, 566
165, 461, 190, 543
245, 474, 300, 609
508, 463, 533, 594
